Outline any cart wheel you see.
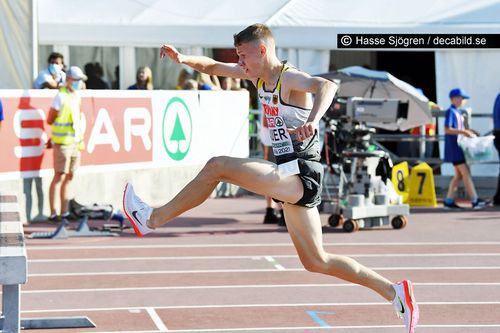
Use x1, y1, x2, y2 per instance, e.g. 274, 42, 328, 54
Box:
328, 214, 344, 228
391, 215, 408, 229
343, 219, 359, 233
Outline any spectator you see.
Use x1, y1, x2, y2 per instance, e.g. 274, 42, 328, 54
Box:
196, 72, 221, 90
219, 76, 233, 90
183, 79, 198, 90
176, 67, 193, 89
443, 88, 489, 210
84, 62, 110, 89
46, 66, 87, 221
493, 93, 500, 206
33, 52, 66, 89
128, 66, 154, 90
110, 65, 120, 89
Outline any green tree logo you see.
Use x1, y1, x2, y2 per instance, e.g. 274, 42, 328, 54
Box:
162, 97, 192, 161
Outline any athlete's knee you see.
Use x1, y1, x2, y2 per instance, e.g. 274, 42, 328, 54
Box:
202, 156, 228, 180
300, 253, 329, 273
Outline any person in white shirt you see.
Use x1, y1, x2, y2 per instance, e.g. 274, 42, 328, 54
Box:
33, 52, 66, 89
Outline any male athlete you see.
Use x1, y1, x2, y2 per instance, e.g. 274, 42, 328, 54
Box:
123, 24, 418, 332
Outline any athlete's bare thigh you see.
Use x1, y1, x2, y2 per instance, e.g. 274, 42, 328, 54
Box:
214, 156, 304, 204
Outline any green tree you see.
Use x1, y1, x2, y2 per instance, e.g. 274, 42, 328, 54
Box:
170, 113, 186, 152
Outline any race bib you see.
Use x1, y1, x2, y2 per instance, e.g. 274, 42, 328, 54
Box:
267, 115, 293, 156
266, 115, 299, 176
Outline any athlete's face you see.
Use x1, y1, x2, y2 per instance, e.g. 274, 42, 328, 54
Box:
236, 41, 264, 78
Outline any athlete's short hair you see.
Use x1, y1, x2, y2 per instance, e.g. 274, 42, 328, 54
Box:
233, 24, 274, 47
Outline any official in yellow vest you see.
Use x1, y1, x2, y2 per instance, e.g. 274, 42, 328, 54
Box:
46, 66, 87, 221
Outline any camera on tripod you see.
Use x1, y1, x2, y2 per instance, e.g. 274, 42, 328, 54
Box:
323, 96, 409, 157
325, 97, 409, 126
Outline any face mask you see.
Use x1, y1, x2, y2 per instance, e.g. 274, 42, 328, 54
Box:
48, 63, 62, 75
71, 80, 82, 90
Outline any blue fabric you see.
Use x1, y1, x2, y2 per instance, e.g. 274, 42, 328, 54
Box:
0, 99, 3, 122
449, 88, 470, 99
444, 105, 465, 162
198, 83, 212, 90
493, 93, 500, 130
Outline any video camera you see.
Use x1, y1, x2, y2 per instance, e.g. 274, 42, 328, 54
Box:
325, 97, 409, 127
322, 97, 409, 163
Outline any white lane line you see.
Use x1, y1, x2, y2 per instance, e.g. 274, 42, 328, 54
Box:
146, 307, 168, 332
26, 241, 500, 250
264, 256, 285, 270
20, 301, 500, 314
19, 282, 500, 294
27, 266, 500, 277
27, 252, 500, 263
37, 324, 500, 333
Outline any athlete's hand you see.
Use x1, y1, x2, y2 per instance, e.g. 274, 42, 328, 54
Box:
160, 44, 184, 63
288, 122, 316, 142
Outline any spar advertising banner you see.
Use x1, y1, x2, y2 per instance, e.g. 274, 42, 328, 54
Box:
0, 90, 249, 180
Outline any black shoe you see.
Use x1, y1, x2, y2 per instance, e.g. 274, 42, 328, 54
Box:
443, 201, 464, 210
61, 212, 79, 221
47, 214, 60, 223
472, 198, 490, 210
263, 208, 279, 224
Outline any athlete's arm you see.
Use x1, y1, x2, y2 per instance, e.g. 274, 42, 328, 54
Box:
160, 44, 251, 80
284, 70, 338, 140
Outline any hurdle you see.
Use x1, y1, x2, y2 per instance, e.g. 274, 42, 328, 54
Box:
0, 193, 95, 332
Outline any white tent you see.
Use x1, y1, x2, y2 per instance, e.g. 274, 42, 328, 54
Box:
38, 0, 500, 48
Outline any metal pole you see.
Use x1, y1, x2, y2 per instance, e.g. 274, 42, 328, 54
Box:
31, 0, 39, 82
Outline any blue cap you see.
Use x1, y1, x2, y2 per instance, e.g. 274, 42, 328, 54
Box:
449, 88, 470, 99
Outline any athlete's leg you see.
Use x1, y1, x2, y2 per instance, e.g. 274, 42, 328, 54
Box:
282, 202, 395, 301
149, 156, 303, 228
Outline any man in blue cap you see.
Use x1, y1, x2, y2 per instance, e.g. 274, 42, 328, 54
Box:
443, 88, 488, 209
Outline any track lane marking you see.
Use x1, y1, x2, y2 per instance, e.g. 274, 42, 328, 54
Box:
41, 324, 500, 333
20, 282, 500, 294
146, 307, 168, 331
19, 301, 500, 314
27, 252, 500, 263
26, 241, 500, 250
27, 266, 500, 277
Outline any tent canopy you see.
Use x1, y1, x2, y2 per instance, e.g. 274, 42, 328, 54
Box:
39, 0, 500, 48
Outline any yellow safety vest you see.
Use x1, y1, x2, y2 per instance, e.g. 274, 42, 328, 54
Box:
51, 87, 77, 145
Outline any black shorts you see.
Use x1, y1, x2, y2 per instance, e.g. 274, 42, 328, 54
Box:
273, 159, 324, 208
